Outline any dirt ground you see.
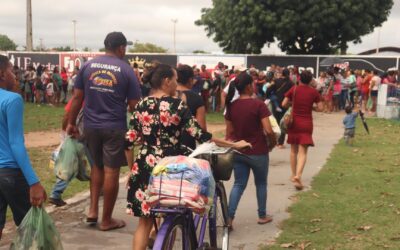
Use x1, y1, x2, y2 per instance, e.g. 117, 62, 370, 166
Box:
23, 123, 226, 149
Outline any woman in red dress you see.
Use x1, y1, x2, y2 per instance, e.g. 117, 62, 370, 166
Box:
282, 70, 323, 190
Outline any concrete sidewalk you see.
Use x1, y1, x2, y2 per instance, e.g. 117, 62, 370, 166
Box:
0, 112, 343, 250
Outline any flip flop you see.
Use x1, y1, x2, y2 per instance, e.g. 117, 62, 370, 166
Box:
85, 217, 98, 226
99, 219, 126, 231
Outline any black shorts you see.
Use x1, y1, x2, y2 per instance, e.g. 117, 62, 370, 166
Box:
370, 90, 378, 97
344, 128, 355, 138
0, 168, 31, 228
84, 128, 127, 168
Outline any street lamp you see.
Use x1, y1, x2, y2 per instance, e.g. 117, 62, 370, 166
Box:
171, 19, 178, 53
72, 20, 77, 51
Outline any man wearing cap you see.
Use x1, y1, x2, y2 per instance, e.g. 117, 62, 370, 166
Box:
0, 55, 47, 240
67, 32, 141, 231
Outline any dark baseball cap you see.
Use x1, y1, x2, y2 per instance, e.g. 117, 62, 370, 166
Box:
104, 32, 128, 50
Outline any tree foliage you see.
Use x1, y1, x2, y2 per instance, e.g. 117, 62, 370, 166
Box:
196, 0, 276, 54
0, 34, 17, 51
196, 0, 394, 54
128, 42, 167, 53
52, 46, 73, 51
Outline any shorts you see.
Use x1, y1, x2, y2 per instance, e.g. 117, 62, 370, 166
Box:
0, 168, 31, 228
370, 90, 378, 97
84, 128, 127, 168
344, 128, 355, 138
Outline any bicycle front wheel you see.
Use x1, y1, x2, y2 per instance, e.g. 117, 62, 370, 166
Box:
209, 182, 229, 250
153, 215, 196, 250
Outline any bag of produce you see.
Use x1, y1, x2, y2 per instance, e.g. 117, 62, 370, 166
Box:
10, 207, 63, 250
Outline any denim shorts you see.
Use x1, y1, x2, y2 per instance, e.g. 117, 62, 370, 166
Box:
0, 168, 31, 228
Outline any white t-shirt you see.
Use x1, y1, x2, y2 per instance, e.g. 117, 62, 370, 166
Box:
371, 75, 381, 91
46, 82, 54, 96
222, 78, 240, 115
223, 77, 240, 102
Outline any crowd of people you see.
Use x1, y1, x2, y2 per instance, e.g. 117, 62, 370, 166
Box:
1, 30, 400, 250
12, 64, 78, 106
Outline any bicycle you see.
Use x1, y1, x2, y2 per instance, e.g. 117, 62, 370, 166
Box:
151, 144, 232, 250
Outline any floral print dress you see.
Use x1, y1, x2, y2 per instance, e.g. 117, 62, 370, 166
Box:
125, 96, 212, 217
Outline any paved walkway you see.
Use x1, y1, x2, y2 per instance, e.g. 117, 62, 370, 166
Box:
0, 112, 343, 250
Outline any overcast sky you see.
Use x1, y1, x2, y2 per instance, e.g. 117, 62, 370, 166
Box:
1, 0, 399, 54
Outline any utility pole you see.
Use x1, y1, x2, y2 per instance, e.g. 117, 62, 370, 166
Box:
39, 38, 43, 51
171, 19, 178, 53
26, 0, 33, 51
72, 20, 77, 51
376, 27, 381, 54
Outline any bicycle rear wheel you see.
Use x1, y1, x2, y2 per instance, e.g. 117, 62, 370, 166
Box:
153, 214, 196, 250
209, 182, 229, 250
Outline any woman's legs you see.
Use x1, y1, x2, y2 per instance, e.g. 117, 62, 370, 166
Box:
290, 144, 299, 181
133, 217, 153, 250
371, 95, 377, 113
249, 155, 269, 219
294, 144, 309, 189
228, 155, 250, 221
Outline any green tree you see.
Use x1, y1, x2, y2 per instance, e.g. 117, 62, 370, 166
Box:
52, 46, 73, 51
128, 42, 167, 53
192, 50, 209, 54
195, 0, 276, 54
83, 47, 91, 52
275, 0, 393, 54
0, 34, 17, 51
196, 0, 393, 54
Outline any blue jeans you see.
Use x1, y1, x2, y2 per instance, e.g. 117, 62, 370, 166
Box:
228, 154, 269, 219
50, 178, 69, 199
340, 89, 349, 109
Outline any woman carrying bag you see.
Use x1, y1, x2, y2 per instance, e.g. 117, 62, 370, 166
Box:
282, 70, 323, 190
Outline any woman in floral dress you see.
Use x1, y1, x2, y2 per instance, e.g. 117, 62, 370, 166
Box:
125, 64, 250, 250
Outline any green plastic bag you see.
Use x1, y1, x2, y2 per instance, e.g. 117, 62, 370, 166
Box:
54, 137, 80, 181
367, 97, 373, 110
10, 207, 63, 250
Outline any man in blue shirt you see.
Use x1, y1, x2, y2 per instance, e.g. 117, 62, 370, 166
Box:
0, 55, 46, 240
67, 32, 141, 231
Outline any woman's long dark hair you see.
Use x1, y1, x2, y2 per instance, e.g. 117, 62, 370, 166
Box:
225, 71, 252, 107
142, 64, 174, 89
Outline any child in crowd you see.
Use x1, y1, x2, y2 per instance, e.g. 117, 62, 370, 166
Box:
343, 106, 358, 146
46, 78, 55, 106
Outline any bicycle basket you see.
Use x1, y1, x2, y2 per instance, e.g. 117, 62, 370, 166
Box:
201, 152, 233, 181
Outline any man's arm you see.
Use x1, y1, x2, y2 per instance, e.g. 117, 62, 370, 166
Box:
66, 89, 84, 136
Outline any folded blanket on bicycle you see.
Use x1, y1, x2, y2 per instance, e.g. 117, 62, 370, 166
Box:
148, 156, 215, 213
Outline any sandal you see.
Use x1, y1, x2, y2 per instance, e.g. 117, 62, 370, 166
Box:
258, 215, 273, 224
99, 219, 126, 231
85, 217, 98, 226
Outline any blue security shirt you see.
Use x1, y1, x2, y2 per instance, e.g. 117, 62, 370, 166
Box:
0, 89, 39, 186
343, 112, 358, 129
75, 55, 142, 130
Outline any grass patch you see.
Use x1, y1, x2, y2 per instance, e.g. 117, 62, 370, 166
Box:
206, 111, 224, 124
264, 118, 400, 249
24, 103, 65, 133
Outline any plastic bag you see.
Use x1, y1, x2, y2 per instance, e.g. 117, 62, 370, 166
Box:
367, 97, 373, 110
147, 156, 215, 214
10, 207, 63, 250
54, 137, 80, 181
280, 107, 292, 133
